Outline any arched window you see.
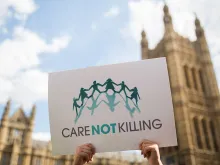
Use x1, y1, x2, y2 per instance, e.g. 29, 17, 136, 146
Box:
193, 117, 202, 149
199, 70, 206, 93
202, 119, 211, 150
35, 157, 41, 165
55, 159, 64, 165
7, 128, 12, 142
210, 121, 219, 152
192, 68, 198, 90
7, 127, 24, 144
184, 66, 190, 88
18, 155, 23, 165
0, 152, 11, 165
178, 156, 185, 165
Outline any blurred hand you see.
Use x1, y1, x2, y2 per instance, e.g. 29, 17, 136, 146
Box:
139, 139, 163, 165
74, 143, 95, 165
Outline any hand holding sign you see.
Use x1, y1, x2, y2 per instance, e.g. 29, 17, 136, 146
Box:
73, 139, 163, 165
139, 139, 163, 165
74, 143, 95, 165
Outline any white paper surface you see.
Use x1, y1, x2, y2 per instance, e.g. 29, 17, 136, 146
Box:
48, 57, 177, 156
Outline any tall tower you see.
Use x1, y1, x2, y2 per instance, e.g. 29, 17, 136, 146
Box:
0, 100, 11, 143
141, 4, 220, 165
0, 101, 37, 165
0, 100, 11, 161
22, 105, 36, 165
141, 30, 149, 59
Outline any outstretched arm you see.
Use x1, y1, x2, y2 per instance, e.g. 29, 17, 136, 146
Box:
97, 83, 102, 87
125, 86, 132, 92
139, 139, 163, 165
101, 82, 107, 87
88, 85, 93, 90
138, 93, 141, 99
73, 143, 96, 165
78, 94, 81, 100
113, 82, 120, 86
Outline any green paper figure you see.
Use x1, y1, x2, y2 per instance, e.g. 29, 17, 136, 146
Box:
129, 87, 141, 105
116, 81, 131, 97
103, 78, 119, 93
73, 98, 80, 116
72, 79, 141, 123
78, 88, 90, 106
88, 81, 103, 97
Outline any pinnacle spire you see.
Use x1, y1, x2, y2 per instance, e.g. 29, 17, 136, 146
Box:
163, 4, 169, 14
3, 99, 11, 119
163, 3, 173, 32
141, 29, 148, 48
194, 12, 201, 27
194, 13, 204, 38
5, 99, 11, 110
141, 24, 146, 37
141, 29, 146, 38
141, 28, 148, 59
30, 104, 36, 120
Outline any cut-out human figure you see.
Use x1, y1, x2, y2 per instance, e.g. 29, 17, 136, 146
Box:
73, 98, 80, 116
103, 78, 119, 93
87, 93, 103, 115
72, 79, 141, 124
129, 87, 141, 106
116, 81, 131, 97
88, 81, 103, 97
103, 92, 120, 112
74, 101, 87, 124
78, 88, 90, 106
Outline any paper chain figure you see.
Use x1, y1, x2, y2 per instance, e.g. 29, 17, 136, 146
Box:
72, 78, 141, 119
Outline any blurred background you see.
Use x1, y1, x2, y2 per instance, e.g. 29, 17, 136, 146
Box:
0, 0, 219, 164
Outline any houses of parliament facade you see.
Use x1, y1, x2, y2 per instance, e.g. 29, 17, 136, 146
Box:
0, 3, 220, 165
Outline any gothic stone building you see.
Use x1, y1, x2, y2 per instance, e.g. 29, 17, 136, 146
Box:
141, 4, 220, 165
0, 101, 147, 165
0, 3, 220, 165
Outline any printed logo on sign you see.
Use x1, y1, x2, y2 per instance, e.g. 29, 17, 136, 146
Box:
72, 78, 141, 123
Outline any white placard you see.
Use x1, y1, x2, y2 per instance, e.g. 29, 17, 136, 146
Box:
48, 57, 177, 156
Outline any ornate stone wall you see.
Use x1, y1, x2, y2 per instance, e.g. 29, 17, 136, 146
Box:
0, 100, 147, 165
141, 4, 220, 165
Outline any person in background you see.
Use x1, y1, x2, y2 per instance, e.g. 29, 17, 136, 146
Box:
73, 139, 163, 165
